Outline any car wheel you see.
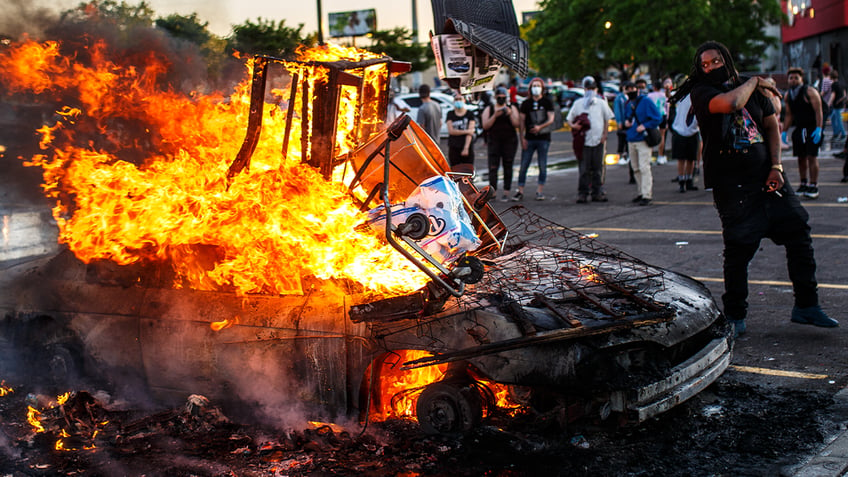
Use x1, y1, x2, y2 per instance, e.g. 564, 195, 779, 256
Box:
416, 381, 482, 435
44, 344, 81, 386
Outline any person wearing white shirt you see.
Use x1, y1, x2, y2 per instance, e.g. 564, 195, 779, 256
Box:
567, 75, 614, 202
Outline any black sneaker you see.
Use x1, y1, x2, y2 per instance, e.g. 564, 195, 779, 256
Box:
591, 194, 608, 202
576, 195, 588, 204
631, 195, 643, 203
804, 185, 819, 199
638, 198, 652, 206
791, 305, 838, 327
796, 184, 810, 195
511, 191, 523, 202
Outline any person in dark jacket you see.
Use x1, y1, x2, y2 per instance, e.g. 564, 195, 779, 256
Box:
674, 40, 837, 337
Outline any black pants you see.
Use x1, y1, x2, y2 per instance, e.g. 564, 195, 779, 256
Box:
578, 144, 605, 196
616, 129, 627, 154
713, 183, 818, 320
487, 135, 518, 191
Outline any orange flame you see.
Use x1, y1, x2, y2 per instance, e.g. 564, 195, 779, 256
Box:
368, 351, 526, 422
27, 406, 45, 433
0, 380, 13, 396
210, 316, 238, 331
578, 265, 603, 283
0, 39, 426, 298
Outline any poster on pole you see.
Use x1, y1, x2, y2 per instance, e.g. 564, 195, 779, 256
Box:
329, 9, 377, 38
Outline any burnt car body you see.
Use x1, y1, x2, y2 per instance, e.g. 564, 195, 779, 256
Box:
0, 53, 731, 434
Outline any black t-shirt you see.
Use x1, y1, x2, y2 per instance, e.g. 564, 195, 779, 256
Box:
691, 81, 775, 189
446, 110, 476, 150
833, 81, 846, 108
519, 96, 554, 141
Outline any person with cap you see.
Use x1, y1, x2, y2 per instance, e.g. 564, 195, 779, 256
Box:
567, 75, 614, 203
515, 77, 555, 201
481, 86, 520, 201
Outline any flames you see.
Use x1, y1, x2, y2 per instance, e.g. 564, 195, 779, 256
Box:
370, 350, 524, 422
0, 38, 426, 298
0, 380, 13, 396
25, 391, 106, 452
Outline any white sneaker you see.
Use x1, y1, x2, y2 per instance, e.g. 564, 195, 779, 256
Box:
656, 155, 668, 165
618, 156, 630, 165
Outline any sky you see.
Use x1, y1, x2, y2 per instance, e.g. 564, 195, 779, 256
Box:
143, 0, 543, 39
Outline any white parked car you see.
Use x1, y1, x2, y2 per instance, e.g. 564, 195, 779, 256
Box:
395, 92, 479, 138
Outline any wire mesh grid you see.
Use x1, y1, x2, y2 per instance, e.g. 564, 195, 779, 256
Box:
461, 206, 666, 310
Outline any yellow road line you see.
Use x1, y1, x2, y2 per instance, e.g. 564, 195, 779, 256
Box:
729, 365, 828, 380
572, 227, 848, 240
691, 276, 848, 290
649, 200, 848, 207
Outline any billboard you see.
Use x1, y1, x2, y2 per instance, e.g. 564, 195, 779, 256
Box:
329, 9, 377, 38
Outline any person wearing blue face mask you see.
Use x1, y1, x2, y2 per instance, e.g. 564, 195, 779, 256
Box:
446, 91, 477, 173
515, 77, 555, 201
782, 67, 825, 199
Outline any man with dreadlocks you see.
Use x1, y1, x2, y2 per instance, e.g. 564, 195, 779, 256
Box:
674, 41, 838, 337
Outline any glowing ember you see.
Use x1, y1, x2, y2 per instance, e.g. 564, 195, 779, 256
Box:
0, 380, 12, 396
210, 316, 237, 331
0, 39, 427, 298
308, 421, 345, 433
578, 265, 603, 283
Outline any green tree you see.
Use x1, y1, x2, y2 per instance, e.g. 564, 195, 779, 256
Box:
227, 18, 308, 58
363, 27, 434, 72
58, 0, 156, 28
155, 13, 212, 45
526, 0, 783, 81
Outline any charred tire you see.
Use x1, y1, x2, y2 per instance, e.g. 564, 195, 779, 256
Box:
43, 344, 82, 387
416, 381, 482, 435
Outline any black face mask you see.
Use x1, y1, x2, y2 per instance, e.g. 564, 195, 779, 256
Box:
627, 91, 638, 100
704, 67, 731, 85
496, 96, 506, 105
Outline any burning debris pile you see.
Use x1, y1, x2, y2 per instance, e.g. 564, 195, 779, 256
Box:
0, 377, 837, 476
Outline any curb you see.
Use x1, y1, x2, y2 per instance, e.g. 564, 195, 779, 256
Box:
790, 386, 848, 477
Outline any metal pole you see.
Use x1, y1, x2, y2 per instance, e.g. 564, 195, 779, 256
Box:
317, 0, 324, 45
411, 0, 418, 42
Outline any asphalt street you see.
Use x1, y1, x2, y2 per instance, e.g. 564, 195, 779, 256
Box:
2, 126, 847, 475
465, 130, 848, 476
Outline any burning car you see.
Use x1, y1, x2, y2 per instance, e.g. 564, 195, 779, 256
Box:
0, 41, 731, 435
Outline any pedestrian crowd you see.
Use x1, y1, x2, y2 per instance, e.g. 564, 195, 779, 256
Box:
392, 54, 847, 199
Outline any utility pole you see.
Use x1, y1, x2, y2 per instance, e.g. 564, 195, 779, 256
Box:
317, 0, 324, 45
411, 0, 422, 90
